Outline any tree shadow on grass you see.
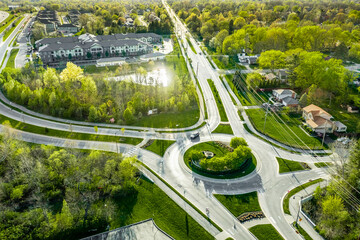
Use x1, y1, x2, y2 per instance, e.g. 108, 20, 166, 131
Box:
112, 186, 139, 227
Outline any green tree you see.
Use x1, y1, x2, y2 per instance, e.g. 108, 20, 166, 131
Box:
55, 200, 74, 232
246, 72, 263, 90
258, 50, 286, 72
123, 107, 134, 124
319, 195, 350, 239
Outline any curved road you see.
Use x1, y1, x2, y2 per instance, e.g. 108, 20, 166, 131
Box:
0, 6, 333, 240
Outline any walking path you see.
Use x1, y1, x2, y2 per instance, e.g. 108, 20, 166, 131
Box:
288, 181, 327, 240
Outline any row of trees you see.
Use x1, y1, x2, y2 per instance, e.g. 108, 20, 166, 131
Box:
244, 49, 355, 107
172, 0, 360, 62
302, 140, 360, 239
0, 130, 138, 239
0, 58, 198, 125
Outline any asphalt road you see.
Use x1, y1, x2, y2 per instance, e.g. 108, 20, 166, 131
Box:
0, 11, 9, 24
0, 7, 334, 240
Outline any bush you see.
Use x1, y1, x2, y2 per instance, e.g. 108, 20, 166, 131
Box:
230, 137, 248, 148
200, 144, 251, 172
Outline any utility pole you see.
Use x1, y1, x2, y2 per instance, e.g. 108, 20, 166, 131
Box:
262, 89, 270, 134
115, 131, 119, 154
21, 111, 25, 123
322, 127, 326, 147
295, 196, 303, 227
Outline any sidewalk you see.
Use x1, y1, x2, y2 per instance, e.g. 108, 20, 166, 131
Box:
288, 182, 327, 240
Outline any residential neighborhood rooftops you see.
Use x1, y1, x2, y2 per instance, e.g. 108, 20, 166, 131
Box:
282, 96, 299, 106
303, 104, 332, 118
273, 89, 296, 95
59, 23, 77, 28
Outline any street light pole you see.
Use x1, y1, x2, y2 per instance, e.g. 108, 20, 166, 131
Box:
115, 131, 119, 154
294, 195, 303, 227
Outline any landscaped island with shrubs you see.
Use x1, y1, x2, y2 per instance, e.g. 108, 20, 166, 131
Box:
184, 137, 256, 178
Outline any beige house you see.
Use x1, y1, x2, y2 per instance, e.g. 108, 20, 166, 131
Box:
302, 104, 335, 133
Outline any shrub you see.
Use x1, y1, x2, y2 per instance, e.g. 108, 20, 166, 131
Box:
200, 145, 251, 172
230, 137, 248, 148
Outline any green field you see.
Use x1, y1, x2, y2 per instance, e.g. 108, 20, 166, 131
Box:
214, 192, 261, 217
145, 139, 176, 156
224, 75, 260, 106
246, 109, 325, 150
111, 179, 213, 240
131, 109, 199, 128
276, 157, 307, 173
207, 79, 228, 122
5, 48, 19, 68
212, 56, 238, 70
0, 50, 8, 68
212, 124, 233, 135
249, 224, 284, 240
283, 179, 323, 214
0, 114, 143, 145
0, 14, 15, 34
328, 108, 360, 133
3, 16, 24, 41
315, 162, 332, 168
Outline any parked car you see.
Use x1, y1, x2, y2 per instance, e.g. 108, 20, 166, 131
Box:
190, 132, 199, 139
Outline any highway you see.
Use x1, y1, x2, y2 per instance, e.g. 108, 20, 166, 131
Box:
0, 5, 333, 240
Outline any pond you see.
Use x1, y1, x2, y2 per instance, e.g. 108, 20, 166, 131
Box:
107, 67, 172, 87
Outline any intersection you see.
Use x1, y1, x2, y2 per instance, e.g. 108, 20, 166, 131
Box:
0, 5, 333, 240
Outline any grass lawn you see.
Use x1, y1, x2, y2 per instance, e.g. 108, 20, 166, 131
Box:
184, 142, 257, 179
212, 124, 233, 135
0, 50, 8, 68
207, 79, 228, 122
276, 157, 307, 173
212, 56, 238, 70
131, 109, 199, 128
243, 123, 301, 154
214, 192, 261, 217
145, 139, 175, 156
224, 75, 260, 106
3, 16, 24, 41
0, 14, 15, 34
185, 141, 229, 158
111, 179, 213, 240
315, 162, 333, 168
207, 56, 216, 69
293, 222, 313, 240
5, 48, 19, 68
0, 114, 143, 145
186, 37, 197, 54
283, 179, 323, 214
327, 108, 360, 133
246, 109, 325, 150
249, 224, 284, 240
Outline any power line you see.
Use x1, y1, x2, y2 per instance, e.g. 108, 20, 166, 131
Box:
234, 71, 360, 211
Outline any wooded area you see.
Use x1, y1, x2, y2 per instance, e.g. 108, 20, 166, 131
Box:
302, 140, 360, 239
171, 0, 360, 62
0, 37, 199, 126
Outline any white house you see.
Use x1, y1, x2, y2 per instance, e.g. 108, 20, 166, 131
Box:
237, 51, 259, 64
272, 89, 297, 101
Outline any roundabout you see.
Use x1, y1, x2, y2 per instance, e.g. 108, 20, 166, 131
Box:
183, 138, 257, 179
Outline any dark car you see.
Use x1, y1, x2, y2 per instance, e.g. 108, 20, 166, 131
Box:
190, 132, 199, 139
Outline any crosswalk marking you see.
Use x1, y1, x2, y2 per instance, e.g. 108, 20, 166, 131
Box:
124, 147, 137, 157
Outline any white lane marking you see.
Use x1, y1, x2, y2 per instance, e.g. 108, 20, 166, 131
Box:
270, 217, 276, 224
